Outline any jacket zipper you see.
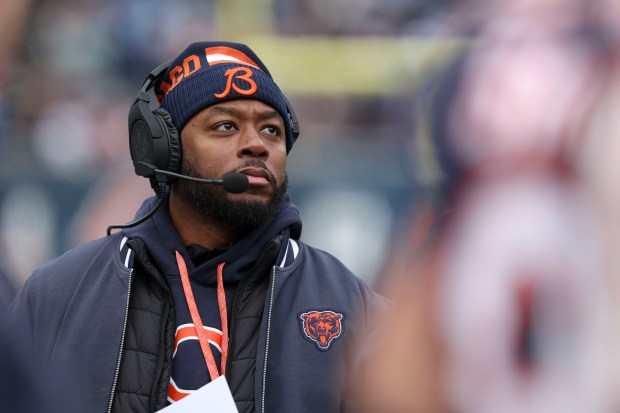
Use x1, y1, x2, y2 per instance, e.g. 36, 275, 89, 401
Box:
107, 269, 134, 413
261, 266, 277, 413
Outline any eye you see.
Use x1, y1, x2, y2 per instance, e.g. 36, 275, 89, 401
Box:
214, 122, 236, 131
261, 125, 281, 136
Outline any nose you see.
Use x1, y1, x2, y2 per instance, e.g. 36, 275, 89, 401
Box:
237, 127, 268, 159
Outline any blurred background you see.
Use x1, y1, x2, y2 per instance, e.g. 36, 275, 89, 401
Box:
3, 1, 620, 412
0, 0, 465, 286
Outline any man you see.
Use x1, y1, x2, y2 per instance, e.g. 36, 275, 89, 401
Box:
7, 41, 386, 413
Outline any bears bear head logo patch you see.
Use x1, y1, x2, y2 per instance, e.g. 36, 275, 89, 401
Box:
299, 310, 344, 351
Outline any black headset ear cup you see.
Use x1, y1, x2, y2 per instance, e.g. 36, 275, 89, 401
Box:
153, 107, 182, 174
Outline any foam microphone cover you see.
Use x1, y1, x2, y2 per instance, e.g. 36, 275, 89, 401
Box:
222, 173, 250, 193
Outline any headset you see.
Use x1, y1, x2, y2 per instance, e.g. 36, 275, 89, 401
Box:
107, 61, 299, 235
127, 61, 301, 195
107, 62, 301, 235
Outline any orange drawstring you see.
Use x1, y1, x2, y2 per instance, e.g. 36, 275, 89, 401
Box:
176, 251, 229, 380
216, 262, 229, 374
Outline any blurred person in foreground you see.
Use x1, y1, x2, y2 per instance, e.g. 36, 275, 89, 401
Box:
0, 257, 17, 311
347, 1, 620, 412
6, 41, 387, 413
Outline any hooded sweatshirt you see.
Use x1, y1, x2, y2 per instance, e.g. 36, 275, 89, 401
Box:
122, 194, 302, 403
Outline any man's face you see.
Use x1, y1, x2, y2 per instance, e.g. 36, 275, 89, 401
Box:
177, 99, 288, 227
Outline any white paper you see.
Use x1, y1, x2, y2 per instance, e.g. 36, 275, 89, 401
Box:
156, 376, 239, 412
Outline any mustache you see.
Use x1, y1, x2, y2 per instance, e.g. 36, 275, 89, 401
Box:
227, 159, 278, 185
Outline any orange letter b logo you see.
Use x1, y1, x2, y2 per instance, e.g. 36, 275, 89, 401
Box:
214, 67, 258, 98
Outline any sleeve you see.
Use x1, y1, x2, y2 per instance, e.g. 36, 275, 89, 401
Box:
5, 273, 38, 349
341, 285, 394, 413
1, 273, 54, 413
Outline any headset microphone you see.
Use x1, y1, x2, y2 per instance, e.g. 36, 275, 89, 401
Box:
151, 169, 250, 194
106, 165, 250, 235
132, 160, 249, 194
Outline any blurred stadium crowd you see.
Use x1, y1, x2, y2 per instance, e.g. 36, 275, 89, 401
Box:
3, 0, 620, 412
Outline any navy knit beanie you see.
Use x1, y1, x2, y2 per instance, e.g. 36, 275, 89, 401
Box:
155, 41, 297, 153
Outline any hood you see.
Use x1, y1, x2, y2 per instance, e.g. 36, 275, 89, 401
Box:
122, 194, 302, 285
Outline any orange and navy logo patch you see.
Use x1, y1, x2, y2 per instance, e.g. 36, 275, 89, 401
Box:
157, 46, 263, 102
214, 66, 257, 99
299, 310, 344, 351
167, 323, 223, 403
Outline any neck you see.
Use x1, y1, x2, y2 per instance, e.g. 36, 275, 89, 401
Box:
168, 187, 243, 249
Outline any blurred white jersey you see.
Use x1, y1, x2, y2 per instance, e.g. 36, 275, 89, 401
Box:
437, 175, 617, 413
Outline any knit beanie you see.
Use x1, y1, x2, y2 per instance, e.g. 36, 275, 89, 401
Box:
155, 41, 297, 153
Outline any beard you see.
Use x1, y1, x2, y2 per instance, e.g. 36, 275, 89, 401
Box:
179, 159, 288, 228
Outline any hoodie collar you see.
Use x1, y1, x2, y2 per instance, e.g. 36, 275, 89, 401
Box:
122, 194, 302, 285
